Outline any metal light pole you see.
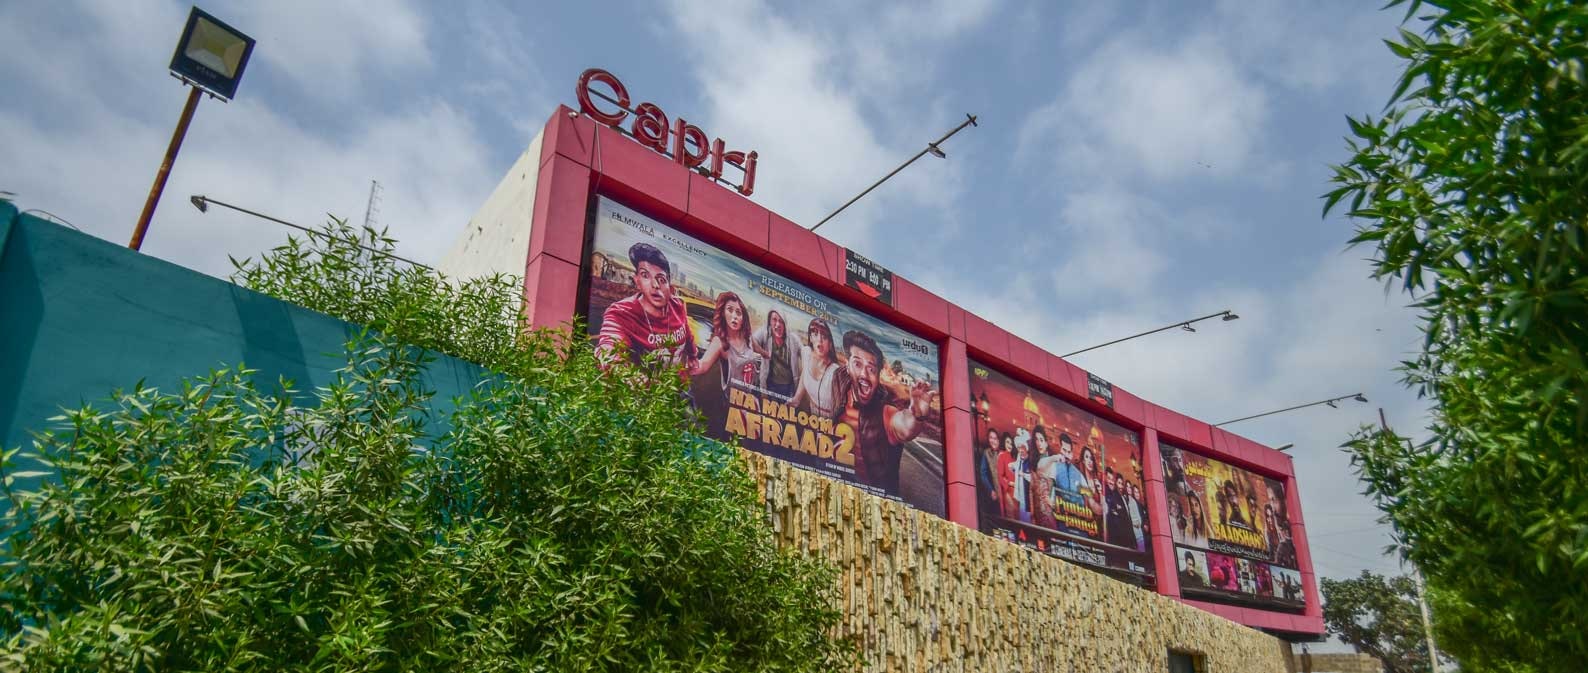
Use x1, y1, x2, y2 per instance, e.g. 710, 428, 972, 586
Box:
1060, 310, 1239, 359
131, 88, 202, 250
810, 113, 978, 233
129, 7, 254, 251
188, 195, 431, 269
1212, 393, 1368, 427
1378, 407, 1441, 673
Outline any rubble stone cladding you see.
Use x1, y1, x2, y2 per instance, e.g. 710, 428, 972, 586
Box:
746, 452, 1293, 673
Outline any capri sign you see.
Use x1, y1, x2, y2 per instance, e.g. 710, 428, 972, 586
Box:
576, 68, 759, 196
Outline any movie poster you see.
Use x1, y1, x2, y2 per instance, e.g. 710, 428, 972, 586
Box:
967, 360, 1155, 578
583, 196, 946, 516
1161, 441, 1305, 610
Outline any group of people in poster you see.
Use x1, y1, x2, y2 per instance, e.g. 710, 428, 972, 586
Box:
1161, 443, 1304, 607
585, 196, 1305, 609
585, 198, 943, 509
969, 366, 1156, 577
978, 425, 1152, 553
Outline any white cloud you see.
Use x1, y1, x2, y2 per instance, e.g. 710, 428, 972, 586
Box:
854, 0, 1000, 93
0, 2, 185, 126
1, 92, 496, 275
1211, 0, 1402, 98
1047, 187, 1173, 302
1022, 32, 1271, 182
222, 0, 432, 103
452, 1, 550, 141
661, 0, 972, 254
0, 0, 499, 279
881, 0, 999, 38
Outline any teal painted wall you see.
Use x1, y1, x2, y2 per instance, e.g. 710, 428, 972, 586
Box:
0, 203, 487, 457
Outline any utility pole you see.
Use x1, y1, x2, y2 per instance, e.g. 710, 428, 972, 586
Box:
130, 87, 202, 250
363, 179, 383, 229
1378, 407, 1441, 673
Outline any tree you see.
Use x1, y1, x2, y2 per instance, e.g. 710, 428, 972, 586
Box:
1325, 1, 1588, 670
1, 220, 856, 671
1320, 571, 1435, 673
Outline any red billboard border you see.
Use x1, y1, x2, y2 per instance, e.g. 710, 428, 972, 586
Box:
519, 105, 1323, 638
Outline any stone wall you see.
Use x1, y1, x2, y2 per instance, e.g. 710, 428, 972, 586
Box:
747, 453, 1291, 673
1295, 653, 1384, 673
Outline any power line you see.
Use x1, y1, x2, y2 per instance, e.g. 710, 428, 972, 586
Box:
1309, 544, 1401, 569
1307, 526, 1393, 539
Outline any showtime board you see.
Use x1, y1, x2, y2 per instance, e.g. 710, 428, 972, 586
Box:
583, 196, 946, 516
1160, 442, 1305, 610
968, 360, 1155, 578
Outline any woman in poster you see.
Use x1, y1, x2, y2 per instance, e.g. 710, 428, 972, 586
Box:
690, 292, 762, 392
1264, 503, 1298, 566
1012, 430, 1033, 523
1078, 446, 1103, 517
976, 427, 1003, 518
997, 432, 1018, 520
1266, 481, 1290, 527
1179, 493, 1211, 547
790, 318, 841, 417
1127, 482, 1147, 551
751, 309, 802, 400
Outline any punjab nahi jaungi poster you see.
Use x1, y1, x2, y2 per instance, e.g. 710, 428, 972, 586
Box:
968, 360, 1155, 578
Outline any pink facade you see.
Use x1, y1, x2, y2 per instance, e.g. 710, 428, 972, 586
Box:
517, 106, 1324, 638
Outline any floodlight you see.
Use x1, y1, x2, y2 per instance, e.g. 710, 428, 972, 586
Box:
169, 7, 255, 101
130, 7, 254, 251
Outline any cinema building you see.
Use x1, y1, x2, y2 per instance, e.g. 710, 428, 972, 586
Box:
435, 70, 1325, 670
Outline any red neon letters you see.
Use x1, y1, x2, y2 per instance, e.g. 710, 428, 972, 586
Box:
576, 68, 758, 197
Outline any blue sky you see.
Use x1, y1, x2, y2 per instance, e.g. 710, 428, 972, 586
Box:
1, 0, 1423, 630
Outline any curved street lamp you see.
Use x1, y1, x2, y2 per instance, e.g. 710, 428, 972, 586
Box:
1060, 309, 1239, 359
1212, 393, 1369, 427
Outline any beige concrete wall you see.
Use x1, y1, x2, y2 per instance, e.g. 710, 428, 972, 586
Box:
746, 452, 1291, 673
436, 130, 543, 283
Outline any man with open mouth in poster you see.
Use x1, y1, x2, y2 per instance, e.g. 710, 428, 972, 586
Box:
833, 329, 934, 494
583, 196, 945, 516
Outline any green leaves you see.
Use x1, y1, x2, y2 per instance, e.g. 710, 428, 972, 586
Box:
1329, 2, 1588, 671
2, 220, 855, 671
1320, 571, 1439, 673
